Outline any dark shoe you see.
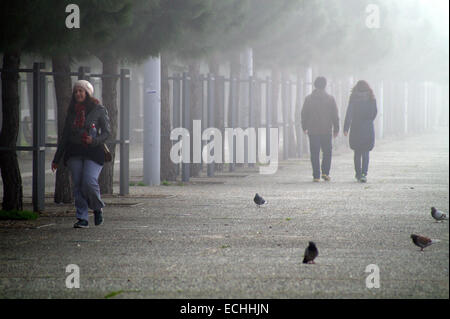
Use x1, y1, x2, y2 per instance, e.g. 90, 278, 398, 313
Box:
94, 209, 103, 226
355, 174, 361, 181
321, 174, 331, 181
359, 174, 367, 183
74, 219, 89, 228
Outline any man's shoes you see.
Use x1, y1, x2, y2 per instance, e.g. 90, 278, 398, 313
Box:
355, 174, 361, 181
94, 209, 103, 226
359, 174, 367, 183
74, 219, 89, 228
313, 178, 320, 182
321, 174, 331, 181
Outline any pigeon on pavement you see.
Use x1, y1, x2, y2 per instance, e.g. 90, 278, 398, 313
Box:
410, 234, 441, 251
431, 207, 448, 222
254, 193, 267, 207
303, 241, 319, 264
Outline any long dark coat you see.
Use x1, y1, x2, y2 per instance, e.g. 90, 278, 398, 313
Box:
343, 90, 377, 152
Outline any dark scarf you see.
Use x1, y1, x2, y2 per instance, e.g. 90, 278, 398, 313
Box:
73, 103, 86, 129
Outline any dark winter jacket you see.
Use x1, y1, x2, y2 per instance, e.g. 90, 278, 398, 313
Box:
343, 90, 377, 151
53, 100, 111, 166
301, 89, 339, 136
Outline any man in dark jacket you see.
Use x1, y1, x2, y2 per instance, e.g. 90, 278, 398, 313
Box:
301, 76, 339, 182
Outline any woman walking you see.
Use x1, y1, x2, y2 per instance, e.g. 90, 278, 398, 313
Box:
343, 80, 377, 183
52, 80, 111, 228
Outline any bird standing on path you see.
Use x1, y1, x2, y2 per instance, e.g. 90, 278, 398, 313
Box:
303, 241, 319, 264
254, 193, 267, 207
410, 234, 441, 251
431, 207, 448, 222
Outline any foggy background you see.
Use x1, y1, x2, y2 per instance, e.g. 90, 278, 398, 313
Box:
0, 0, 448, 194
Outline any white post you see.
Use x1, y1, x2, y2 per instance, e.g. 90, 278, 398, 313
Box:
240, 47, 253, 164
423, 82, 428, 130
437, 83, 449, 126
404, 82, 408, 134
306, 67, 313, 95
445, 84, 450, 127
378, 81, 384, 139
349, 76, 355, 89
431, 83, 436, 129
143, 55, 161, 186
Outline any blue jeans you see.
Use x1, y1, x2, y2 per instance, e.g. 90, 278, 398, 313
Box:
67, 157, 105, 221
308, 134, 332, 179
354, 150, 370, 177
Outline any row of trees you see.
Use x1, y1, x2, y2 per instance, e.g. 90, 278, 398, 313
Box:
0, 0, 214, 209
1, 0, 447, 210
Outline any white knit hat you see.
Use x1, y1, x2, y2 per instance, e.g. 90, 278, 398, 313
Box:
73, 80, 94, 96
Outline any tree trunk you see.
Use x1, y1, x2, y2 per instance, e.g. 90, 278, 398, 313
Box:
0, 52, 23, 211
160, 53, 177, 181
98, 53, 119, 194
52, 55, 73, 203
188, 61, 202, 177
208, 55, 224, 171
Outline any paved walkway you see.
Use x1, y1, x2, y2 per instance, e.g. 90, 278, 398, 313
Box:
0, 128, 448, 298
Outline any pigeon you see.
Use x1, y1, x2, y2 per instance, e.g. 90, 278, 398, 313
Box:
303, 241, 318, 264
254, 193, 267, 207
431, 207, 448, 222
410, 234, 441, 251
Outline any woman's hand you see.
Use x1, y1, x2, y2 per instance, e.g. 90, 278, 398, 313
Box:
343, 131, 348, 137
51, 162, 58, 172
82, 135, 93, 145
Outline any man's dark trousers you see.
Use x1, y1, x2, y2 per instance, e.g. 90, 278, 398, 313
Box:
308, 134, 332, 179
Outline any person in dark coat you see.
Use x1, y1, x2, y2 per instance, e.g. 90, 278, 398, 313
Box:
343, 80, 377, 183
301, 76, 340, 182
52, 80, 111, 228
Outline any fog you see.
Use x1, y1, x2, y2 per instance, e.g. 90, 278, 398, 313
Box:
0, 0, 449, 191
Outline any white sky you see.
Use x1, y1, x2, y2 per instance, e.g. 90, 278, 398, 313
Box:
418, 0, 449, 37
